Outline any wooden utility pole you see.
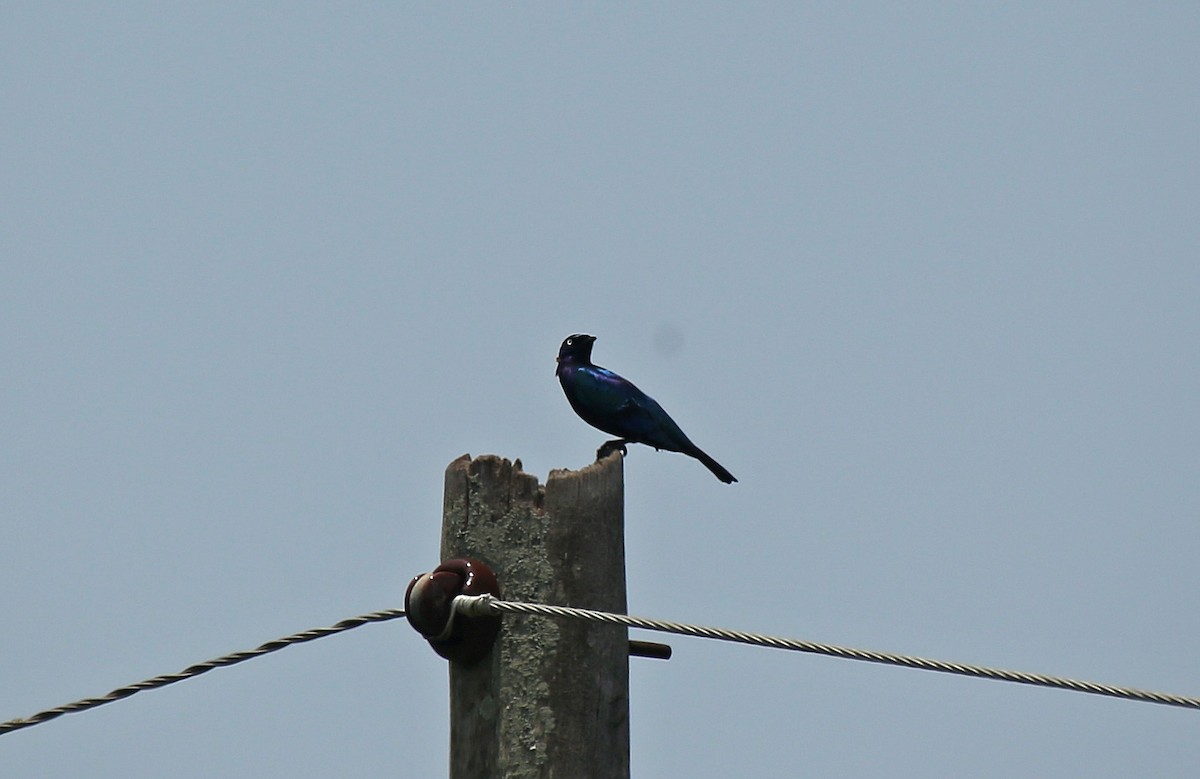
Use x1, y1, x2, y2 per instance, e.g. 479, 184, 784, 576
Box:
440, 452, 629, 779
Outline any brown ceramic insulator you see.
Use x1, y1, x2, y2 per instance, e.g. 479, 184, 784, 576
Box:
405, 558, 502, 665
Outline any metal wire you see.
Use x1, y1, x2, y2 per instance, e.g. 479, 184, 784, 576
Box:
454, 595, 1200, 712
0, 609, 406, 736
8, 593, 1198, 740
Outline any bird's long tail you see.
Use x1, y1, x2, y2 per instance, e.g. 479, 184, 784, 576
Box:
690, 447, 737, 484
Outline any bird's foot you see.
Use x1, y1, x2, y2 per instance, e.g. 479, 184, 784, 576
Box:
596, 439, 629, 461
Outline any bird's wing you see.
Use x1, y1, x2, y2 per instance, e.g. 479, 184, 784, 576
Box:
568, 365, 694, 452
572, 366, 634, 412
613, 389, 694, 452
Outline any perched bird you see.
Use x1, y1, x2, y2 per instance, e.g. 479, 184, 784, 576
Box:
556, 333, 737, 483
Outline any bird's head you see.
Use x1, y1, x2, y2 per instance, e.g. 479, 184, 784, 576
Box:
556, 333, 596, 370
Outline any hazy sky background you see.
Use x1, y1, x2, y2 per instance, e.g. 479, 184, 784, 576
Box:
3, 4, 1198, 777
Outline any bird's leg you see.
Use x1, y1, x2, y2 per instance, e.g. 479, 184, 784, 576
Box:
596, 439, 629, 461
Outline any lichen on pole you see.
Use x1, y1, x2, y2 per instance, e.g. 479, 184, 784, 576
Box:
440, 452, 629, 779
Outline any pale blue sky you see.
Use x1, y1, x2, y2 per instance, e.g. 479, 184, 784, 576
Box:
3, 4, 1198, 777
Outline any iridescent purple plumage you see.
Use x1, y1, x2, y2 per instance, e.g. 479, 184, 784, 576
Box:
556, 333, 736, 484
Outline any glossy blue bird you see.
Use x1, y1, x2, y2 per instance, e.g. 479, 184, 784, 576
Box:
556, 333, 737, 483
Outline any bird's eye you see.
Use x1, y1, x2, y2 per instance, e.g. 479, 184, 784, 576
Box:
566, 338, 573, 345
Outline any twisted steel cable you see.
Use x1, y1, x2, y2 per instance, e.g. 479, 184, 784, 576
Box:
7, 593, 1198, 739
0, 609, 406, 736
455, 595, 1200, 711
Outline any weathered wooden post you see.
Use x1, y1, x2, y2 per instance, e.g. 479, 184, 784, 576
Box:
440, 452, 629, 779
